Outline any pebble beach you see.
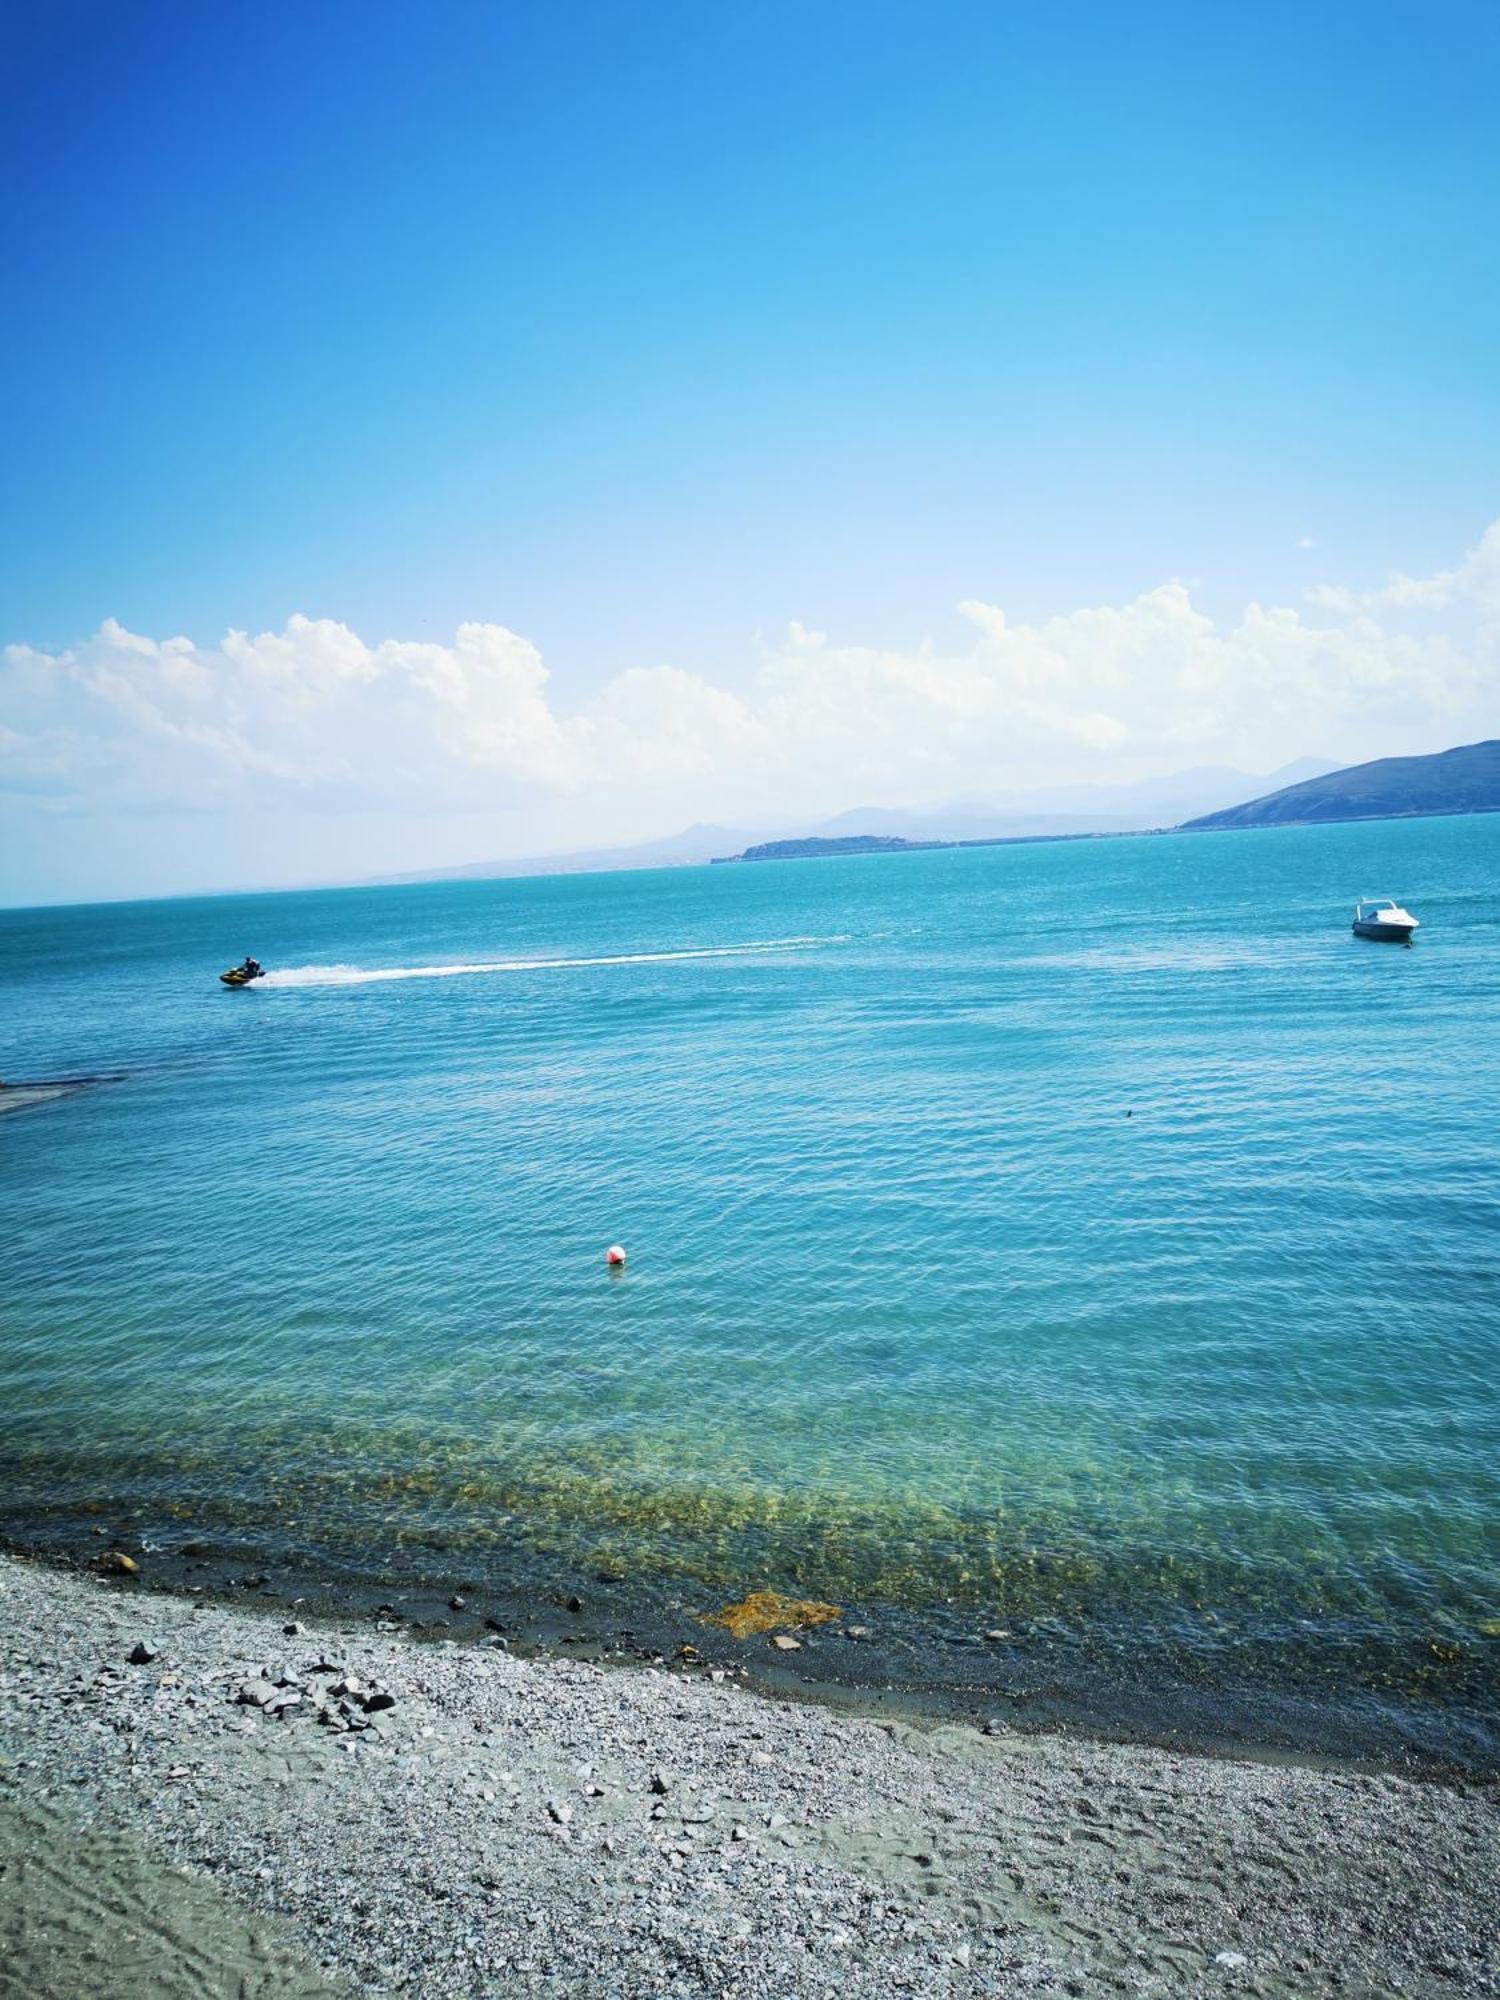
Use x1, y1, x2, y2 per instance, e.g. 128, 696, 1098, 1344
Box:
2, 1553, 1495, 2000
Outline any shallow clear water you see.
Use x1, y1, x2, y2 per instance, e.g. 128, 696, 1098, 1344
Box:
3, 819, 1498, 1763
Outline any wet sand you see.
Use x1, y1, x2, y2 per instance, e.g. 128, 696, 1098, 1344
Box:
1, 1554, 1496, 1998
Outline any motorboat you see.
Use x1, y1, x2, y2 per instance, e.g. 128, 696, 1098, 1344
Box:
1352, 899, 1419, 945
220, 958, 266, 986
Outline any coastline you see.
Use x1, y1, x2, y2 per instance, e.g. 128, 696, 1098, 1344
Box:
6, 1503, 1493, 1782
2, 1552, 1495, 1998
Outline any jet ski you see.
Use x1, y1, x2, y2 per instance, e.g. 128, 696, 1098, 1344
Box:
220, 958, 266, 987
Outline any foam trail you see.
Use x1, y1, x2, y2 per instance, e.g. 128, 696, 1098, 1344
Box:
260, 937, 841, 989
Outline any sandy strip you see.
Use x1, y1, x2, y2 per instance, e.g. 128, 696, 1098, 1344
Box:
0, 1555, 1495, 1999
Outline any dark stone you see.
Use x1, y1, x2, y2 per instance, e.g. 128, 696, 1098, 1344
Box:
449, 1595, 466, 1611
127, 1640, 158, 1665
565, 1594, 584, 1613
363, 1689, 397, 1713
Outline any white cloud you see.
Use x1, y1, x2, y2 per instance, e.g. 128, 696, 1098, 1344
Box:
4, 520, 1498, 844
1359, 520, 1500, 622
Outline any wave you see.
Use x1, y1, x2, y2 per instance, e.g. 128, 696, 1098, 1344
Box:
259, 936, 842, 989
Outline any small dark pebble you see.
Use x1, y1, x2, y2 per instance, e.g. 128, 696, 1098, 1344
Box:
363, 1690, 397, 1713
127, 1639, 158, 1665
565, 1594, 584, 1614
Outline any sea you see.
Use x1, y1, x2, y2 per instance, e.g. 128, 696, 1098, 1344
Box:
3, 816, 1497, 1770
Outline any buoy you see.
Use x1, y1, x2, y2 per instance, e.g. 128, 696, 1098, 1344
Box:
605, 1244, 627, 1268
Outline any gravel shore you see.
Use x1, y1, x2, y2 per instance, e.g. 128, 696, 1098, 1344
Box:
1, 1554, 1495, 1999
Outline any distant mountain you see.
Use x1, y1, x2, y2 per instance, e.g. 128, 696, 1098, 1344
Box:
370, 757, 1350, 889
379, 823, 757, 884
1182, 740, 1500, 831
811, 760, 1338, 843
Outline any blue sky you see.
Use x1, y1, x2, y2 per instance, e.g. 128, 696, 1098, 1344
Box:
3, 0, 1498, 902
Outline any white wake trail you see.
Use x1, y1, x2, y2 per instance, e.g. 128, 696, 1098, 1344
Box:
260, 937, 841, 989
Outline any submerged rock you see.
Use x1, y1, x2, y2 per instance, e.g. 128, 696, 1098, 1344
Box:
94, 1550, 139, 1577
703, 1590, 841, 1640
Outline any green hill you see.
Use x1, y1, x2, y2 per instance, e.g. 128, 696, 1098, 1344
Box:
1182, 739, 1500, 831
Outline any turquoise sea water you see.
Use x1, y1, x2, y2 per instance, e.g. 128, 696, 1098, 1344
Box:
3, 819, 1498, 1765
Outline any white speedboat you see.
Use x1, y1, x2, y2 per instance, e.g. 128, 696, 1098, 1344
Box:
1352, 898, 1419, 944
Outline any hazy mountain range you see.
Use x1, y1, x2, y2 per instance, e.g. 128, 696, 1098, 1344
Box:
384, 758, 1337, 886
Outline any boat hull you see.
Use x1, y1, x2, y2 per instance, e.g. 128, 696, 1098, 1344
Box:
1352, 921, 1416, 944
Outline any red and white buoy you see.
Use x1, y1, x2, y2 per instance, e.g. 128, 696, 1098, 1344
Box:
605, 1243, 627, 1269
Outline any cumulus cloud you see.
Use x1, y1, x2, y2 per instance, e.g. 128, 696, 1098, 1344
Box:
4, 520, 1498, 836
1368, 520, 1500, 621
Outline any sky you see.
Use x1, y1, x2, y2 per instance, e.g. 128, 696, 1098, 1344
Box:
2, 0, 1498, 905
